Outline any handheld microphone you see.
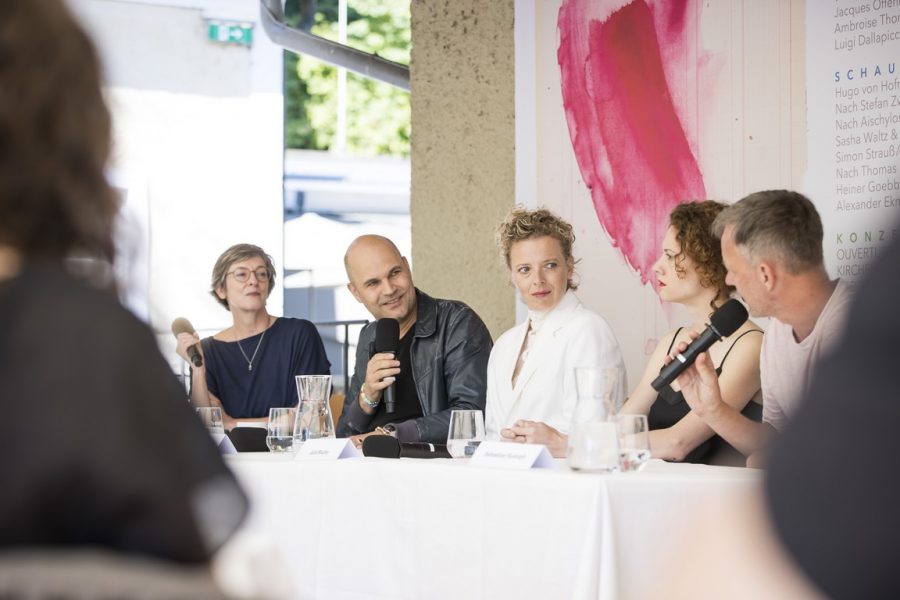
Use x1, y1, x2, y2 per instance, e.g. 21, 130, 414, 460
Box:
362, 435, 452, 459
171, 317, 203, 368
374, 318, 400, 414
650, 299, 748, 391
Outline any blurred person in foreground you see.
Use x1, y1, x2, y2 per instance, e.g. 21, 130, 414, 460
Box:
0, 0, 246, 563
502, 202, 764, 466
657, 228, 900, 600
485, 207, 626, 439
673, 190, 852, 466
175, 243, 330, 430
337, 235, 493, 444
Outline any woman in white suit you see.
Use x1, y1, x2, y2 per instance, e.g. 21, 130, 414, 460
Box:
485, 207, 626, 439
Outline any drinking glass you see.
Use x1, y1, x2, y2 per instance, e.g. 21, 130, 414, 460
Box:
267, 407, 297, 452
446, 410, 485, 458
575, 367, 619, 415
568, 367, 619, 472
616, 414, 651, 472
196, 406, 224, 435
293, 375, 335, 447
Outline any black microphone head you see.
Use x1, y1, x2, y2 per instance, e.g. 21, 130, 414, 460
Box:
171, 317, 196, 337
362, 435, 401, 458
709, 299, 749, 338
374, 318, 400, 353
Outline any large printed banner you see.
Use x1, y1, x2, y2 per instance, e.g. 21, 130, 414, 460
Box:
557, 0, 707, 290
543, 0, 806, 381
808, 1, 900, 281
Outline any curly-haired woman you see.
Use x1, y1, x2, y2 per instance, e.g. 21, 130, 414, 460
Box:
485, 207, 626, 440
626, 200, 763, 464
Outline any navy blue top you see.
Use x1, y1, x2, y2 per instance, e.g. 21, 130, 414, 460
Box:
201, 317, 330, 418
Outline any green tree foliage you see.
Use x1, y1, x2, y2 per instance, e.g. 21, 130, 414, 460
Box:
284, 0, 410, 156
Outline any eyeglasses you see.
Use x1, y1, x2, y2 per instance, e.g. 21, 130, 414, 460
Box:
227, 268, 271, 283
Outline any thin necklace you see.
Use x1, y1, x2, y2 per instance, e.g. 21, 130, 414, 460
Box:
235, 321, 269, 372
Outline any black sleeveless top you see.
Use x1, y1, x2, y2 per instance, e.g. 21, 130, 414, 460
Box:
647, 327, 763, 465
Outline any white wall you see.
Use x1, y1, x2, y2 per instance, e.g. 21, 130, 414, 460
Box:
68, 0, 284, 366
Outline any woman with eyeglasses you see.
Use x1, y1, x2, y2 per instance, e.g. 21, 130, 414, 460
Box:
175, 243, 330, 429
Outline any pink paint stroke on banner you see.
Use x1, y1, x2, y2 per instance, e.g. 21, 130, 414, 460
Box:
558, 0, 706, 287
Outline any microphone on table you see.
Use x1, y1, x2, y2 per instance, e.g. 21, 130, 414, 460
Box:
362, 435, 452, 459
650, 298, 749, 392
374, 318, 400, 414
171, 317, 203, 368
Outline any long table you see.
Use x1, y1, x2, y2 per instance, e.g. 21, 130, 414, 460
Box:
224, 454, 759, 599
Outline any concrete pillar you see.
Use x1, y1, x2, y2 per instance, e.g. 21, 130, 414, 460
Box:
409, 0, 516, 339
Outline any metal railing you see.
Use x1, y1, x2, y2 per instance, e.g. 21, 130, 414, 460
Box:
312, 318, 369, 393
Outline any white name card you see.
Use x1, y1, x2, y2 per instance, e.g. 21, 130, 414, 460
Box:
295, 437, 360, 460
213, 433, 238, 454
469, 441, 555, 470
233, 421, 267, 429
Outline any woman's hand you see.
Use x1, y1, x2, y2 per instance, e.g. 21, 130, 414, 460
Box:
500, 420, 568, 458
175, 331, 202, 366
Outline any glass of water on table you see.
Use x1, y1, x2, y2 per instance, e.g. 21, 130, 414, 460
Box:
616, 414, 650, 472
267, 407, 298, 452
447, 410, 485, 458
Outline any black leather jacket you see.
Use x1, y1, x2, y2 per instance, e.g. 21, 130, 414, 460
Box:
337, 289, 492, 443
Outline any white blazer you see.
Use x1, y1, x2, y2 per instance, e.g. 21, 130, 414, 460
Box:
485, 291, 626, 438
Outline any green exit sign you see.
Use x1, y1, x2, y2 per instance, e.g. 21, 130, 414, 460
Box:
207, 21, 253, 47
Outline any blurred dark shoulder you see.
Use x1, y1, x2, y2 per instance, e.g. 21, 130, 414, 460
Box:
0, 262, 169, 409
0, 261, 148, 341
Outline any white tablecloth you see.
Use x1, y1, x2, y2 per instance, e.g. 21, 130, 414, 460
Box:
225, 454, 759, 600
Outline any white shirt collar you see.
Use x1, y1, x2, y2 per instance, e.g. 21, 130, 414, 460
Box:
527, 289, 579, 335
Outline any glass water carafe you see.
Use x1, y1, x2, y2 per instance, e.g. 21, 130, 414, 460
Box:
293, 375, 335, 446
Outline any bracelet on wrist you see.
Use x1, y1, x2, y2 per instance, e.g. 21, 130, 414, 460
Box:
361, 388, 380, 409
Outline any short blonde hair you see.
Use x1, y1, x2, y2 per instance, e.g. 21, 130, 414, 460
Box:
496, 207, 579, 291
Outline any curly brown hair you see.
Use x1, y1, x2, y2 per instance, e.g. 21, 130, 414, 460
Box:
669, 201, 734, 310
496, 206, 578, 291
0, 0, 117, 263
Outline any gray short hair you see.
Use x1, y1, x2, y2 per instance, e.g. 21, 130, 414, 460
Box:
210, 244, 276, 310
712, 190, 823, 274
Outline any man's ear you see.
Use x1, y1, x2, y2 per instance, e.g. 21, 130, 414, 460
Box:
347, 282, 363, 303
757, 261, 776, 292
